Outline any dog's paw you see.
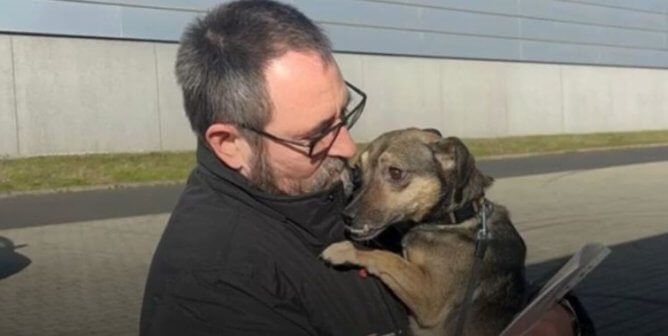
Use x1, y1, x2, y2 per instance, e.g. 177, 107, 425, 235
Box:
321, 241, 359, 265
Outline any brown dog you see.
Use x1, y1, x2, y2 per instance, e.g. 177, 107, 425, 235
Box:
322, 128, 526, 336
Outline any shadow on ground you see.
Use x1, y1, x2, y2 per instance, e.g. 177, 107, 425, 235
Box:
0, 236, 31, 280
527, 233, 668, 336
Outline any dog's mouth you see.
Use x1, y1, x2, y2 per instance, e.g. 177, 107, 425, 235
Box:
347, 223, 392, 241
345, 215, 405, 241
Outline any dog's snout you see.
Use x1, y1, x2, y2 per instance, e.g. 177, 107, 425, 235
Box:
342, 202, 361, 227
351, 165, 362, 191
341, 210, 355, 227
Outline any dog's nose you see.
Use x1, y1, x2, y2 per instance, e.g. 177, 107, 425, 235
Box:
341, 206, 357, 227
351, 165, 362, 192
341, 212, 354, 227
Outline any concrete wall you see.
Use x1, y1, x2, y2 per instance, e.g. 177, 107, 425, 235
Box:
1, 34, 667, 158
341, 54, 668, 140
1, 0, 668, 69
0, 35, 17, 157
0, 35, 193, 157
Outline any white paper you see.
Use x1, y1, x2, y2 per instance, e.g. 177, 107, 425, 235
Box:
498, 243, 611, 336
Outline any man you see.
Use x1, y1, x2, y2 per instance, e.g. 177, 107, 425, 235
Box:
140, 1, 588, 335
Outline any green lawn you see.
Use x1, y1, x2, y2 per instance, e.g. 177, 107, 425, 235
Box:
0, 152, 195, 193
465, 130, 668, 157
1, 130, 667, 194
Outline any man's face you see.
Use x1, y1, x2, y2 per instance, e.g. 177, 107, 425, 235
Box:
247, 50, 357, 195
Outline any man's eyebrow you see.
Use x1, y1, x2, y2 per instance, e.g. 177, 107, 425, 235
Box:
300, 115, 337, 139
299, 89, 350, 139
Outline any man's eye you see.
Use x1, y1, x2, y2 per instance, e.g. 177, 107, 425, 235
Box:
304, 125, 333, 142
307, 123, 339, 143
304, 134, 324, 145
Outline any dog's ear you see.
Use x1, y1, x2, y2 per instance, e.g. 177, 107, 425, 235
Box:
422, 128, 442, 137
429, 137, 473, 183
430, 138, 494, 202
356, 149, 370, 172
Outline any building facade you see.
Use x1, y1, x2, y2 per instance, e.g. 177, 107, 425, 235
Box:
1, 0, 667, 157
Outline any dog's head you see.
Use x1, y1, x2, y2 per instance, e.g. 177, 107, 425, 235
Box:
344, 128, 493, 240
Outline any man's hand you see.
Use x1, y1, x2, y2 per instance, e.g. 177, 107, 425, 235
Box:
526, 304, 575, 336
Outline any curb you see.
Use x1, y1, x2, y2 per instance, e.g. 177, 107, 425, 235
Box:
0, 180, 185, 199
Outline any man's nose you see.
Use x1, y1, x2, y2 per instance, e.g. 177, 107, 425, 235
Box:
328, 127, 357, 159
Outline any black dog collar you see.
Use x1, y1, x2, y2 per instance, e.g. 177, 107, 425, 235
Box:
443, 197, 488, 224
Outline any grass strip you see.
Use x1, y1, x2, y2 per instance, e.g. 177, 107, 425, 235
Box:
1, 130, 667, 193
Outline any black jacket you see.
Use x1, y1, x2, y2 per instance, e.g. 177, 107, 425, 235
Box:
140, 144, 408, 336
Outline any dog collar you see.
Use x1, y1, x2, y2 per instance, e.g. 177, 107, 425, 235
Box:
444, 197, 487, 224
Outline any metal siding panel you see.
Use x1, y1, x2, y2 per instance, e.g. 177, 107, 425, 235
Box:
520, 0, 667, 31
561, 0, 668, 13
294, 0, 518, 38
323, 23, 427, 55
51, 0, 222, 11
2, 0, 667, 69
0, 0, 121, 37
324, 23, 519, 60
120, 6, 197, 41
521, 18, 666, 49
598, 46, 668, 67
364, 0, 518, 15
420, 31, 520, 60
521, 40, 601, 64
293, 0, 422, 31
419, 8, 519, 38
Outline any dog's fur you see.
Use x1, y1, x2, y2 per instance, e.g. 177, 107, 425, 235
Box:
322, 128, 526, 336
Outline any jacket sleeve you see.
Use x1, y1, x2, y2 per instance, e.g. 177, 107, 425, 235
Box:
525, 283, 596, 336
141, 269, 316, 336
561, 290, 596, 336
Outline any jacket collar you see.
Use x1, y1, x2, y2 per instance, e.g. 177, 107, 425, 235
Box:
196, 142, 347, 252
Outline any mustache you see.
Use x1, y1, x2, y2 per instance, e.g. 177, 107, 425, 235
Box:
322, 157, 346, 174
309, 157, 346, 191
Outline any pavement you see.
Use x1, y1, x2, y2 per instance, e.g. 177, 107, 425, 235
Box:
0, 147, 667, 335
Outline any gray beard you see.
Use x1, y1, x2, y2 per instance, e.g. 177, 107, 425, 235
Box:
248, 148, 346, 196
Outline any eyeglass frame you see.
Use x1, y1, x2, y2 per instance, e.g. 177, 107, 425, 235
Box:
238, 81, 366, 157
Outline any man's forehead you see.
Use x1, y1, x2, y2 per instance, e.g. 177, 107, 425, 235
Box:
263, 51, 346, 133
265, 50, 334, 80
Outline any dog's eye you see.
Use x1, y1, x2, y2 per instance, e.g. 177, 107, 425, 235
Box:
388, 167, 404, 181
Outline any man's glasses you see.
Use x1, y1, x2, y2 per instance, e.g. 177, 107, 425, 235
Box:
240, 81, 366, 157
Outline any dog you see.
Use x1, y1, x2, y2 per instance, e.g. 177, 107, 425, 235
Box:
322, 128, 527, 336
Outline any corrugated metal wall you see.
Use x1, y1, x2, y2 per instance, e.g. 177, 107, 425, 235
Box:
1, 0, 667, 67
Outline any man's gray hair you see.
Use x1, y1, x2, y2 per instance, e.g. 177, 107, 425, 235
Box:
175, 0, 334, 141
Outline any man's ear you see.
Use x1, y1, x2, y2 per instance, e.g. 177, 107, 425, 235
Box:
205, 123, 252, 172
429, 137, 473, 182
